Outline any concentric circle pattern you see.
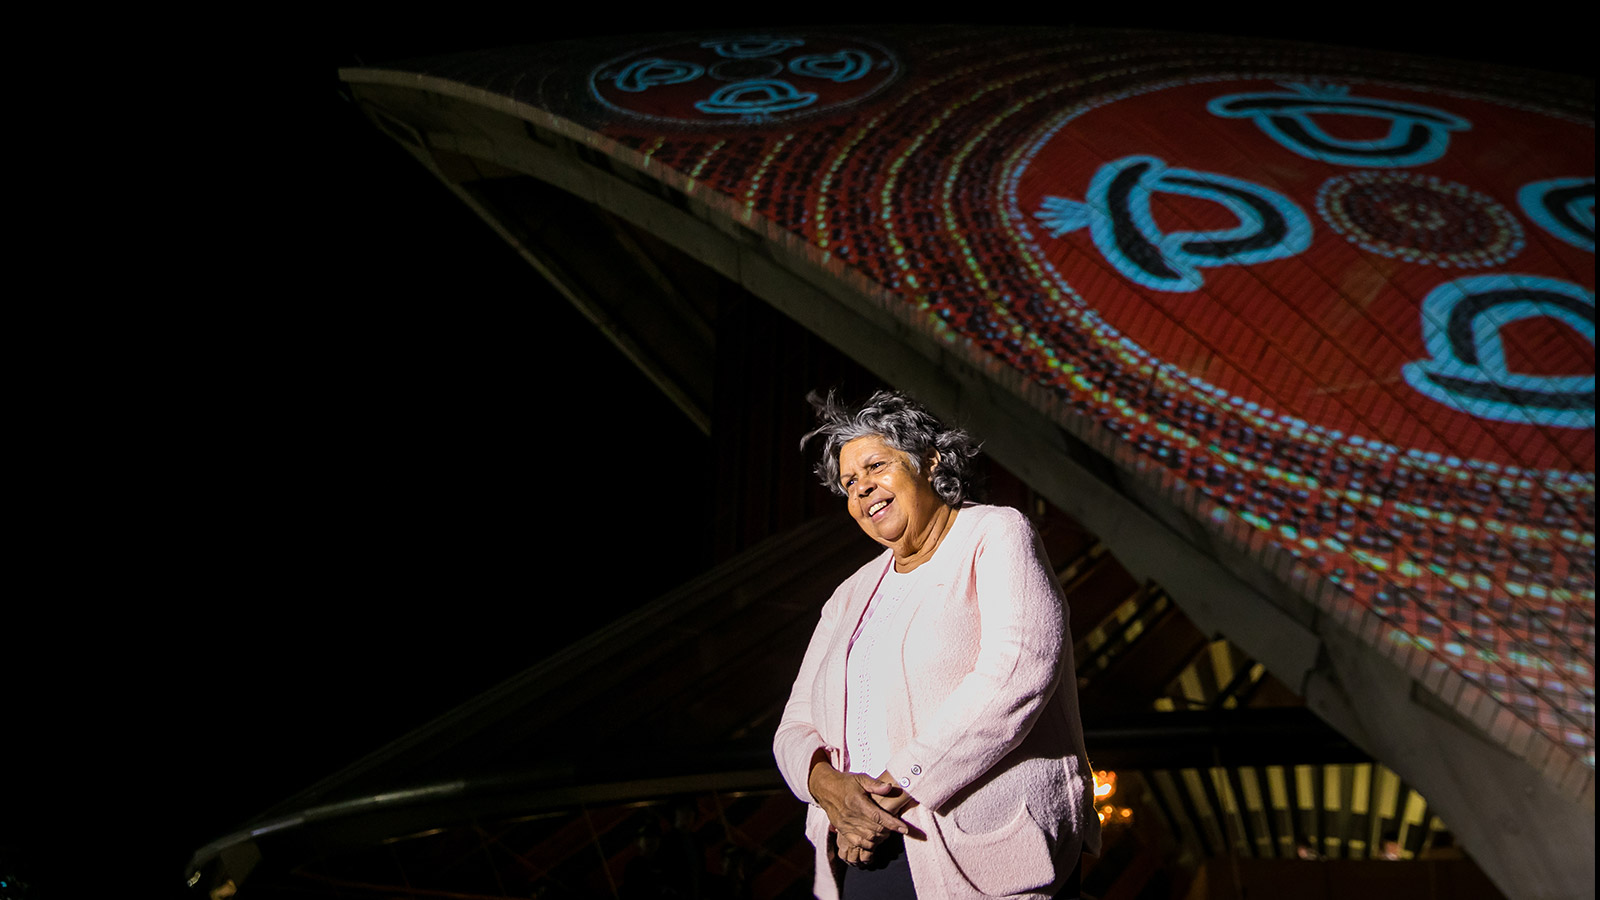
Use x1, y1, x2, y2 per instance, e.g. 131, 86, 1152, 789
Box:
1317, 171, 1525, 267
402, 28, 1595, 789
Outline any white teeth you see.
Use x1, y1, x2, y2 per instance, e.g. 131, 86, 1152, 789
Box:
868, 500, 888, 516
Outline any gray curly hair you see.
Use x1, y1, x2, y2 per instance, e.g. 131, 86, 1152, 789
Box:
801, 389, 981, 505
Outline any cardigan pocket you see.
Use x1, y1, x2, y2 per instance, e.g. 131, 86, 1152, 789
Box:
935, 801, 1055, 895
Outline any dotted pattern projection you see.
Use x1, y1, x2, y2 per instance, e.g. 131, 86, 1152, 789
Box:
1317, 171, 1525, 268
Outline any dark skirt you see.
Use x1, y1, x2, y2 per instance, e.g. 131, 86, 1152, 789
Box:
839, 834, 1082, 899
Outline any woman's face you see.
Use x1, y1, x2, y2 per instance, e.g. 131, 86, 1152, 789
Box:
837, 434, 946, 552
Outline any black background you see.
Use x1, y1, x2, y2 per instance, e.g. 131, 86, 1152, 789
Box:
2, 13, 1588, 898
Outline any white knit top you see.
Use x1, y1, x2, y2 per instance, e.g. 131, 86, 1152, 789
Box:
844, 560, 919, 779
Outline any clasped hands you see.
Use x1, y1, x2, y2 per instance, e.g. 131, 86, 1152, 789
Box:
808, 754, 920, 868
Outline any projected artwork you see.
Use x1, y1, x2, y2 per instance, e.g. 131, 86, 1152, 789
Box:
1520, 177, 1597, 252
993, 77, 1593, 773
1206, 82, 1472, 167
589, 34, 900, 125
1402, 275, 1594, 428
383, 29, 1596, 790
1032, 154, 1315, 292
1316, 171, 1525, 268
1008, 77, 1592, 466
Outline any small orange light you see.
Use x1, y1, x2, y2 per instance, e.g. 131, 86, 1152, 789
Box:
1093, 770, 1117, 801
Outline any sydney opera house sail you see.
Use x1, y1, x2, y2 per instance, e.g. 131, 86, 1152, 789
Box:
349, 24, 1591, 788
190, 25, 1592, 900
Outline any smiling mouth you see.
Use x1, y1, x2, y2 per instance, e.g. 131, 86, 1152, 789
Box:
867, 499, 891, 517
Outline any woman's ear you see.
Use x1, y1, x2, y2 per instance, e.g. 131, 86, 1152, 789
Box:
927, 449, 942, 474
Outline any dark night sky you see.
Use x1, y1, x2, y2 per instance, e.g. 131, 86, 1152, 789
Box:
3, 14, 1586, 900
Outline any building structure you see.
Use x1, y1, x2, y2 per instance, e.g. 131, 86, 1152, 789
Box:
191, 26, 1593, 900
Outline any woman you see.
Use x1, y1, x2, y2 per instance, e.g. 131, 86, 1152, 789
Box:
775, 391, 1100, 900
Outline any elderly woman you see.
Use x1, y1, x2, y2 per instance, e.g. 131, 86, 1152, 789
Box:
774, 391, 1100, 900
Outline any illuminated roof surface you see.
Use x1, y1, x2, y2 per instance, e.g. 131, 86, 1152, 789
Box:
349, 27, 1594, 792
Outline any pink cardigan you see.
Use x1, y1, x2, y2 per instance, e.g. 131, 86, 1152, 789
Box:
774, 505, 1101, 899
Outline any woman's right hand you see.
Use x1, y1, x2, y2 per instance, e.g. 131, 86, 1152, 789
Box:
807, 754, 909, 864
